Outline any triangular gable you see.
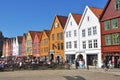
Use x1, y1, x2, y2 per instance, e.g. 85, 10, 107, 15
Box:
64, 13, 82, 32
50, 15, 67, 33
100, 0, 120, 21
79, 6, 102, 28
44, 30, 50, 38
100, 0, 111, 20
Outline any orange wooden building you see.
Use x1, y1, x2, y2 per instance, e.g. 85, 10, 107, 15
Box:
49, 15, 67, 63
40, 30, 50, 61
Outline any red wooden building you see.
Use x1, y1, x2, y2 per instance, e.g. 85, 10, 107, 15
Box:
33, 32, 42, 57
100, 0, 120, 68
21, 33, 26, 56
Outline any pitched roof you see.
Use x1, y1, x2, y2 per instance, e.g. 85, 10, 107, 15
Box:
17, 36, 23, 43
36, 32, 42, 40
71, 13, 82, 25
28, 31, 38, 41
89, 7, 103, 18
44, 30, 50, 37
99, 0, 111, 20
57, 15, 68, 29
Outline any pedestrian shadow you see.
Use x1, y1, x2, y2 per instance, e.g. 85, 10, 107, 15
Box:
64, 76, 86, 80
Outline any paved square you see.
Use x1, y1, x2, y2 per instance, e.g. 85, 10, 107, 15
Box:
0, 69, 120, 80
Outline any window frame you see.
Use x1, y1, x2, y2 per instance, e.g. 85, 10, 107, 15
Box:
104, 20, 110, 30
82, 29, 85, 37
93, 26, 97, 35
74, 41, 77, 48
82, 41, 86, 49
112, 33, 119, 45
88, 28, 92, 36
112, 18, 118, 29
105, 35, 111, 45
88, 40, 92, 48
115, 0, 120, 10
93, 39, 98, 48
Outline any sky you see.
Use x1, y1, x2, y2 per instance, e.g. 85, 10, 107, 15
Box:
0, 0, 107, 38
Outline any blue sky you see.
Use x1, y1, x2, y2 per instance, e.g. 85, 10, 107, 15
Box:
0, 0, 107, 38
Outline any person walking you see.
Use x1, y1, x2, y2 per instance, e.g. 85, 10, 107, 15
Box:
75, 59, 79, 69
103, 58, 109, 72
117, 58, 120, 68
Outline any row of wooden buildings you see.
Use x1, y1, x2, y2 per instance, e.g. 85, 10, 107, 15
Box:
2, 0, 120, 68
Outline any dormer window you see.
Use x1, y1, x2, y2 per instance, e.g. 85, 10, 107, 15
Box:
115, 0, 120, 10
87, 16, 89, 22
55, 23, 59, 28
70, 21, 72, 26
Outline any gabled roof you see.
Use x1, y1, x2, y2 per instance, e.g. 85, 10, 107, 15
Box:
35, 32, 42, 41
50, 15, 68, 34
43, 30, 50, 37
71, 13, 82, 25
79, 6, 103, 28
56, 15, 68, 29
89, 7, 103, 18
17, 36, 23, 44
100, 0, 111, 20
28, 31, 38, 41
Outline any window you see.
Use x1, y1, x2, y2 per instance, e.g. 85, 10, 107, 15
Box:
88, 28, 91, 36
66, 32, 68, 38
82, 29, 85, 37
82, 41, 86, 49
88, 40, 92, 48
52, 44, 54, 50
104, 21, 110, 30
105, 35, 111, 45
74, 30, 77, 36
112, 18, 118, 29
57, 33, 59, 40
57, 43, 60, 50
112, 33, 119, 45
115, 0, 120, 10
74, 41, 77, 48
93, 26, 97, 35
66, 42, 68, 49
52, 34, 54, 40
61, 43, 64, 50
93, 40, 98, 48
68, 42, 72, 48
70, 21, 72, 26
55, 23, 59, 28
69, 31, 71, 37
87, 16, 89, 21
60, 32, 63, 40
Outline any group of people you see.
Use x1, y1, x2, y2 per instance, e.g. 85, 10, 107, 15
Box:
0, 57, 47, 71
102, 57, 120, 71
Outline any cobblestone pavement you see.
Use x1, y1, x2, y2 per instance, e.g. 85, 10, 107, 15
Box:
0, 69, 120, 80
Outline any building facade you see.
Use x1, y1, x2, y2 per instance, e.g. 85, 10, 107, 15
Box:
21, 34, 26, 56
100, 0, 120, 68
33, 32, 42, 57
26, 31, 36, 56
79, 6, 103, 67
50, 15, 67, 63
64, 13, 82, 63
40, 30, 50, 61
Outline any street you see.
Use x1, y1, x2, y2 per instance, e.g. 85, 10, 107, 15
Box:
0, 69, 120, 80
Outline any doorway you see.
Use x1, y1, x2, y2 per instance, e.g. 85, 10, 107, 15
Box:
87, 54, 98, 66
